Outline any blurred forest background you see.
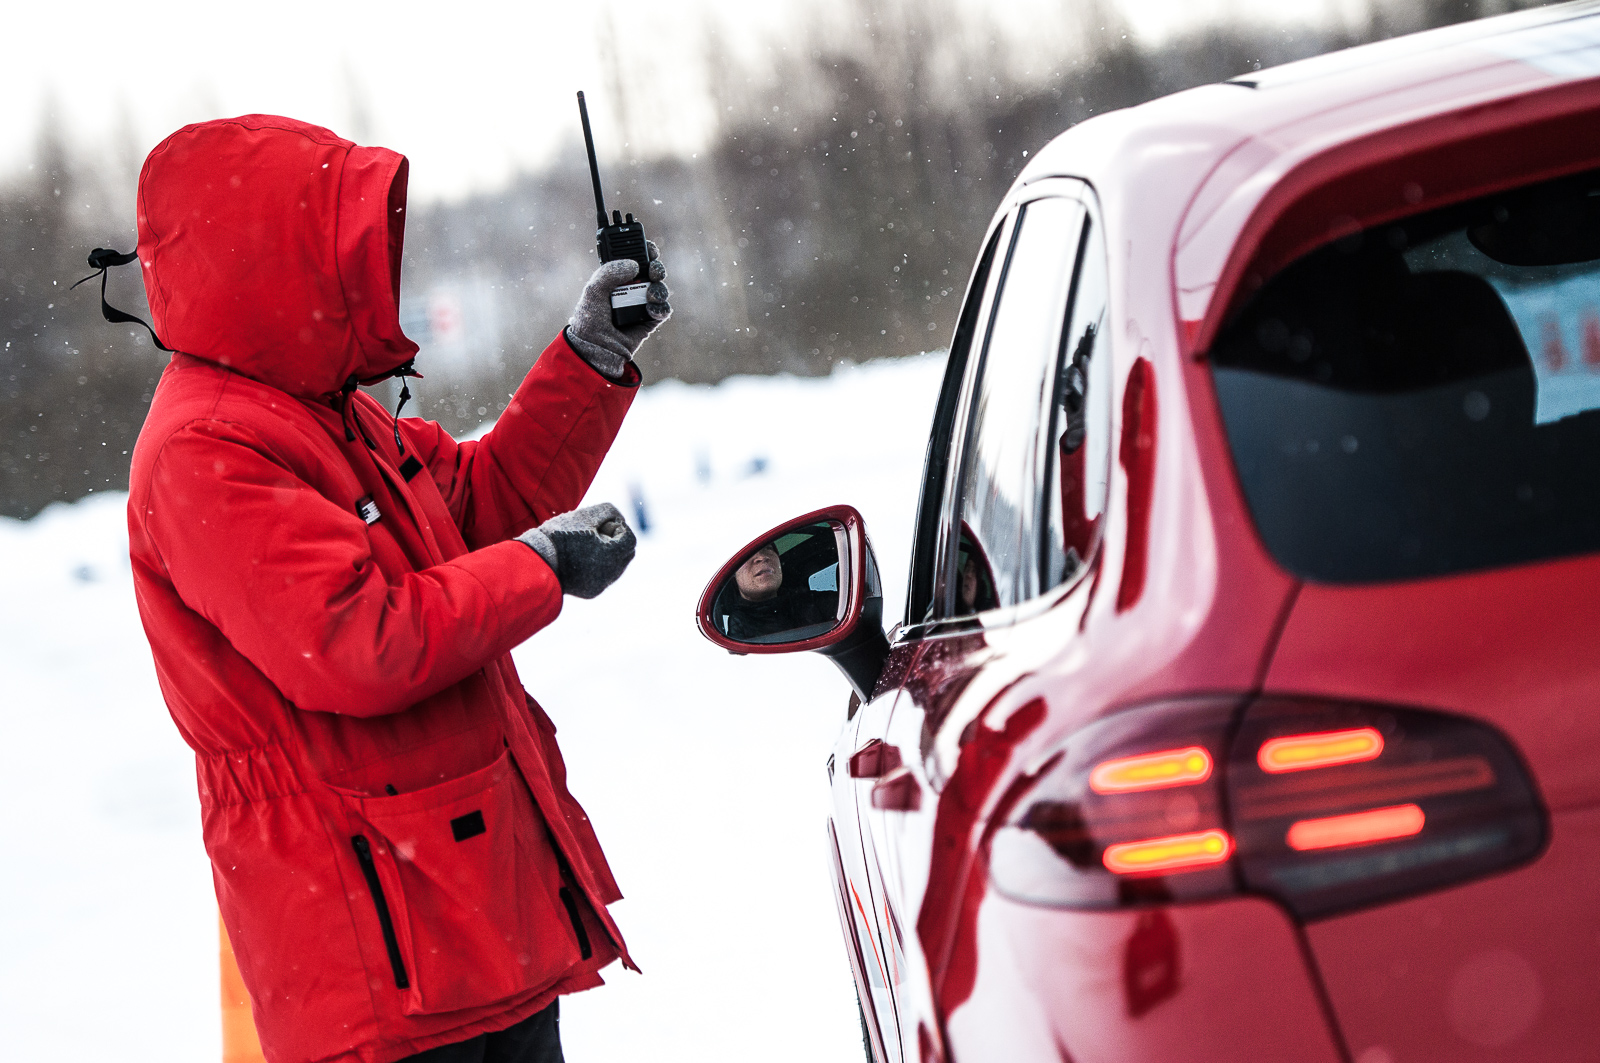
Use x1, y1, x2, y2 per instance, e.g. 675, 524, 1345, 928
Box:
0, 0, 1551, 518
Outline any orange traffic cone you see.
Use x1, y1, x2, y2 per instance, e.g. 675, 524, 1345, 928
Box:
220, 913, 267, 1063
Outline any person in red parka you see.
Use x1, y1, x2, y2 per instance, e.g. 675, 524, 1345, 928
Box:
124, 115, 667, 1063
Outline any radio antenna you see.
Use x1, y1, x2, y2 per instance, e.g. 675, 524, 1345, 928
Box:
577, 91, 609, 230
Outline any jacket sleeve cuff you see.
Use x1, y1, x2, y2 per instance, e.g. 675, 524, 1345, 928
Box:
517, 528, 560, 579
558, 328, 641, 388
450, 538, 565, 647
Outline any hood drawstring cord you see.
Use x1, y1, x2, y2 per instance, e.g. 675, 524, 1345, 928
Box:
335, 360, 422, 453
389, 362, 422, 455
339, 376, 375, 449
70, 248, 173, 352
75, 248, 425, 454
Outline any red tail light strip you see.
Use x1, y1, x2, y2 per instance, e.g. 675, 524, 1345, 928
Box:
1286, 803, 1426, 852
1103, 829, 1235, 875
1259, 727, 1384, 773
1089, 746, 1213, 794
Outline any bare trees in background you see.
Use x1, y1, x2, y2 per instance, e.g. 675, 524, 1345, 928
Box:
0, 0, 1548, 519
0, 116, 164, 521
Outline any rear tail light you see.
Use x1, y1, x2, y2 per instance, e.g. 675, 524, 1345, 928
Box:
1258, 728, 1383, 773
1090, 747, 1213, 793
990, 696, 1546, 920
1103, 830, 1234, 874
1285, 804, 1424, 851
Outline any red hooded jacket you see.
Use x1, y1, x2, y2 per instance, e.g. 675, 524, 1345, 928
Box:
127, 116, 638, 1063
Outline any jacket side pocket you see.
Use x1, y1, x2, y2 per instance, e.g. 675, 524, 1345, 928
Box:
346, 750, 578, 1016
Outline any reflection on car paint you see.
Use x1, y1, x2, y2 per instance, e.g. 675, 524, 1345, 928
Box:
917, 697, 1047, 1017
1116, 357, 1157, 613
893, 632, 994, 772
1123, 909, 1180, 1018
851, 877, 892, 990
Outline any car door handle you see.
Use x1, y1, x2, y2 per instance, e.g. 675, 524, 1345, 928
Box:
871, 767, 922, 812
848, 739, 903, 779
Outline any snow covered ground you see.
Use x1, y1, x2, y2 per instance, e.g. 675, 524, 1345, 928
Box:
0, 351, 945, 1061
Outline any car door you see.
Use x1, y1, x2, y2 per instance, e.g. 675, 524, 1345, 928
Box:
854, 183, 1113, 1060
831, 209, 1012, 1063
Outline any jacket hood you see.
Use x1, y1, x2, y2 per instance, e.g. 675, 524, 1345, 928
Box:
137, 115, 418, 399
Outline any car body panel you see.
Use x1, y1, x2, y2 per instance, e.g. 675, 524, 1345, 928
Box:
950, 896, 1346, 1063
1263, 551, 1600, 814
1259, 554, 1600, 1059
1306, 804, 1600, 1061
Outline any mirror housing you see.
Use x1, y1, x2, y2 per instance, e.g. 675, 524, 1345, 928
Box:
696, 504, 891, 701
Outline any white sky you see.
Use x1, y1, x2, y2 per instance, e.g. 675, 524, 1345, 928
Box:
4, 0, 1362, 204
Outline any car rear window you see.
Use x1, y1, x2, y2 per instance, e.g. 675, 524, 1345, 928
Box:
1211, 168, 1600, 583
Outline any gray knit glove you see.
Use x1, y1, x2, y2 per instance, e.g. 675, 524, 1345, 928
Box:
565, 240, 671, 379
518, 503, 637, 599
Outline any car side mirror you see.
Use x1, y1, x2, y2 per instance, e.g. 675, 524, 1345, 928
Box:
696, 504, 891, 701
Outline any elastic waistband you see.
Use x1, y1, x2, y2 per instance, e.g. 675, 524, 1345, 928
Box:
197, 743, 307, 808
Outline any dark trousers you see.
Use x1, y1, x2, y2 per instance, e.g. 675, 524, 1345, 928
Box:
397, 1000, 563, 1063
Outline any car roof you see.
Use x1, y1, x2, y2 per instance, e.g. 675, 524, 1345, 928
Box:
1010, 0, 1600, 339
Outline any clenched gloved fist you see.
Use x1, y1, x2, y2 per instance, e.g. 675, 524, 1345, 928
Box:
518, 502, 637, 599
565, 240, 671, 380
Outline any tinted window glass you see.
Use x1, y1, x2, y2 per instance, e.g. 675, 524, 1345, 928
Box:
1042, 214, 1110, 592
951, 197, 1088, 613
906, 224, 1008, 626
1212, 168, 1600, 583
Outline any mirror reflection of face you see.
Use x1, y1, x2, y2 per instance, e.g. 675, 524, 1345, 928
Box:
735, 543, 782, 601
959, 555, 979, 614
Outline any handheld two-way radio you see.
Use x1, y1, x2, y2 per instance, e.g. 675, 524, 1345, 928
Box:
577, 91, 652, 329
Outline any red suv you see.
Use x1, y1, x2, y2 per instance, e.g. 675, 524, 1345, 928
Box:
698, 6, 1600, 1061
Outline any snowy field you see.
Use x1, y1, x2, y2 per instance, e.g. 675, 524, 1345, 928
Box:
0, 351, 945, 1061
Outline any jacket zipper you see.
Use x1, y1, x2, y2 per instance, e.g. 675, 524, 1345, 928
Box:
559, 886, 594, 961
350, 835, 410, 989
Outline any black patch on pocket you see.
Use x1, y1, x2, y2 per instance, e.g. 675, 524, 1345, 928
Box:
399, 455, 424, 482
451, 810, 486, 842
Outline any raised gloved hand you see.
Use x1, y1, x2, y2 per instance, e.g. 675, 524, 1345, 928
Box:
517, 502, 637, 599
565, 240, 671, 379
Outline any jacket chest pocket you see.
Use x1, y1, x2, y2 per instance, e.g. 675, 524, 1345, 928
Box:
343, 750, 579, 1016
